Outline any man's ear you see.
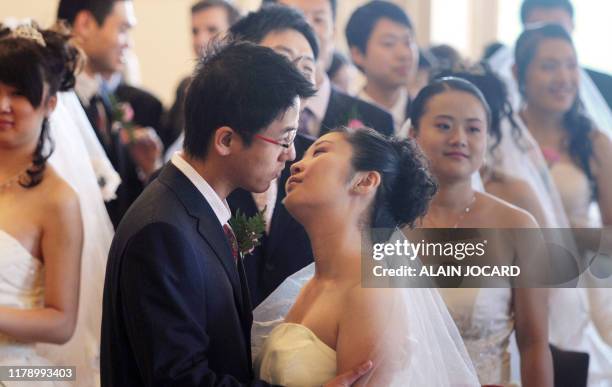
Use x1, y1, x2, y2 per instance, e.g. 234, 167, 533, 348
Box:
212, 126, 237, 156
45, 95, 58, 116
352, 170, 381, 196
72, 10, 99, 41
511, 63, 519, 83
408, 126, 418, 139
350, 46, 365, 69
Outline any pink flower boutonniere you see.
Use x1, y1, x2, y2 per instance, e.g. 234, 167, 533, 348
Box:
109, 94, 136, 144
347, 118, 365, 129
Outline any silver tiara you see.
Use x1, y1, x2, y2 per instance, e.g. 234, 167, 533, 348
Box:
10, 24, 46, 47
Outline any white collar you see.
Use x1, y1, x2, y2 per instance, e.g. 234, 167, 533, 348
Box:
171, 152, 231, 226
304, 74, 331, 121
75, 71, 103, 107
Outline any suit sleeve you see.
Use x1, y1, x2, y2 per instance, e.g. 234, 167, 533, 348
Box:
120, 222, 275, 387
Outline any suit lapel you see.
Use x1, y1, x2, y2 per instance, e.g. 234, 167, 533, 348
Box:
320, 88, 340, 136
158, 164, 245, 312
265, 172, 289, 258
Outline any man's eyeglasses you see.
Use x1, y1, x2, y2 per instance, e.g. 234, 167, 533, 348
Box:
254, 129, 297, 149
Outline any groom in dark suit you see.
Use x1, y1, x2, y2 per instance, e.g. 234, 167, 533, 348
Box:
101, 41, 370, 387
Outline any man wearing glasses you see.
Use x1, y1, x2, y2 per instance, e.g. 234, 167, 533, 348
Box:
227, 4, 321, 306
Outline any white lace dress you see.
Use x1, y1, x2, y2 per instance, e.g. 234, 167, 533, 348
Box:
548, 160, 612, 386
439, 288, 515, 386
0, 230, 68, 387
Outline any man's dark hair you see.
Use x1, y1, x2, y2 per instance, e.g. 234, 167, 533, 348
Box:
261, 0, 337, 21
57, 0, 131, 26
345, 0, 414, 54
520, 0, 574, 25
191, 0, 241, 25
229, 4, 319, 60
183, 40, 316, 159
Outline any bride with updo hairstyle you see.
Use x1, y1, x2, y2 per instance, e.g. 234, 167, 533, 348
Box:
409, 76, 553, 386
253, 127, 481, 386
0, 23, 84, 381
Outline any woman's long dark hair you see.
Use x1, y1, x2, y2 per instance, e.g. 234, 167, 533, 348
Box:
515, 23, 597, 197
0, 23, 81, 188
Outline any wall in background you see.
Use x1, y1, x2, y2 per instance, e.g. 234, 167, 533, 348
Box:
1, 0, 609, 107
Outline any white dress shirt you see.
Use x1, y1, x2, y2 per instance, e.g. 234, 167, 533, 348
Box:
251, 179, 277, 234
75, 71, 104, 107
171, 152, 231, 227
302, 74, 332, 137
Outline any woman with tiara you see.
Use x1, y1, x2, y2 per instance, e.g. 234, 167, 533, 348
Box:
0, 24, 83, 386
0, 22, 116, 386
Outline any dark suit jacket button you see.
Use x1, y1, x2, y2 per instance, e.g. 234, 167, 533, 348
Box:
265, 262, 275, 271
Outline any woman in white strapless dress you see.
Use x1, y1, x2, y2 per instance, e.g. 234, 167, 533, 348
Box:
512, 24, 612, 386
254, 127, 479, 386
410, 77, 554, 386
0, 26, 84, 386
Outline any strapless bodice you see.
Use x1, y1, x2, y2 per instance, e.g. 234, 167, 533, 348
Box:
255, 323, 336, 387
0, 230, 45, 358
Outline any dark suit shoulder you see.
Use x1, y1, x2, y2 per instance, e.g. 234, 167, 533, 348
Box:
115, 85, 163, 128
585, 67, 612, 110
114, 173, 194, 239
322, 87, 394, 136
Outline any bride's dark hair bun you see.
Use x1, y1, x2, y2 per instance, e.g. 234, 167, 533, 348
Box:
341, 127, 437, 229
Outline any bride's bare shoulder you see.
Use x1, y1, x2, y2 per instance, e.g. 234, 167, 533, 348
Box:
38, 166, 81, 227
475, 191, 539, 228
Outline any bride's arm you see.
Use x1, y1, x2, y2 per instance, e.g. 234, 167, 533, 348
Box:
0, 185, 83, 344
514, 287, 553, 387
335, 287, 394, 386
510, 208, 553, 387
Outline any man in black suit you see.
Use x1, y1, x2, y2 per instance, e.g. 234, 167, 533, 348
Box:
101, 41, 370, 386
262, 0, 394, 137
346, 1, 417, 136
57, 0, 163, 227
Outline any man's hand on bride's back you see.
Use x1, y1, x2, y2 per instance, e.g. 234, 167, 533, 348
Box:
323, 360, 373, 387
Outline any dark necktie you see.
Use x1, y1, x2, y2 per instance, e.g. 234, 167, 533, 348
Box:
223, 223, 239, 264
91, 95, 111, 147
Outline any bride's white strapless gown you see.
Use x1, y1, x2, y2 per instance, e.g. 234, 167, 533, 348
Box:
255, 323, 336, 387
252, 263, 480, 387
0, 230, 66, 387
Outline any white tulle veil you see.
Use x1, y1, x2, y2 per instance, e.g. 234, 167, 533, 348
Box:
487, 45, 612, 140
36, 91, 116, 387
